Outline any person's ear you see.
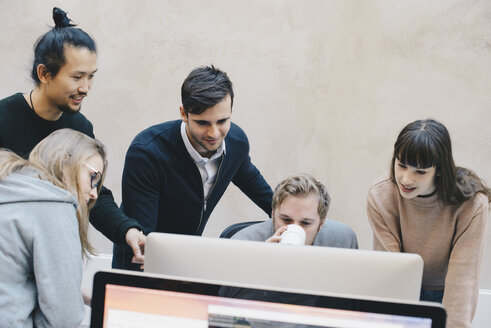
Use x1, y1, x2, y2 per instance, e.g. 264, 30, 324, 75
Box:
37, 64, 52, 84
179, 106, 188, 123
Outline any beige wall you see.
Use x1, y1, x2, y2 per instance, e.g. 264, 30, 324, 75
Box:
1, 0, 490, 288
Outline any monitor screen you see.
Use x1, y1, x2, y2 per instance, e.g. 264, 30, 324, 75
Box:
144, 232, 424, 301
91, 270, 446, 328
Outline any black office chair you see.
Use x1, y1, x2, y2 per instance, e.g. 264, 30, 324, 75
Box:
219, 220, 264, 239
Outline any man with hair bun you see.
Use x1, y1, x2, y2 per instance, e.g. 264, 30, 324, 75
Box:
0, 8, 145, 263
232, 173, 358, 248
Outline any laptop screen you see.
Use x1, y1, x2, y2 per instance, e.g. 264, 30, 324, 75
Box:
91, 270, 445, 328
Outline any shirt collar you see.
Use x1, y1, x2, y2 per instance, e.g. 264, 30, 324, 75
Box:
180, 121, 225, 163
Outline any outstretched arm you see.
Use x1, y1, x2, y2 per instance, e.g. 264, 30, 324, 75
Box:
90, 186, 145, 263
232, 154, 273, 215
366, 191, 401, 252
442, 195, 488, 328
121, 143, 163, 236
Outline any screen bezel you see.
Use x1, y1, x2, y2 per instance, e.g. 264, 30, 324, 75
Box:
90, 270, 446, 328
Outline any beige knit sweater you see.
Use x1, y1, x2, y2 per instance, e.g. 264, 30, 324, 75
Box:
367, 176, 488, 328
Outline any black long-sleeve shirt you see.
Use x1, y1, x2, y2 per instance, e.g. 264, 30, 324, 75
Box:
0, 93, 142, 245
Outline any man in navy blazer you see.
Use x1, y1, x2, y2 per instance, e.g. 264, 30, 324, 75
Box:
113, 65, 273, 270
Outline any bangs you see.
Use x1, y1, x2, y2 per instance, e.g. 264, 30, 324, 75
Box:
395, 131, 440, 169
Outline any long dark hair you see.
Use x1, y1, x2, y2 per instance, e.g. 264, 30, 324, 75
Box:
31, 7, 96, 85
390, 119, 490, 205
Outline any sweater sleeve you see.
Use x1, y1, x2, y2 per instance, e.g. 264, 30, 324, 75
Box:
89, 186, 142, 245
82, 119, 143, 245
121, 143, 163, 234
33, 203, 85, 327
442, 194, 488, 328
366, 188, 402, 252
0, 111, 5, 147
231, 221, 273, 241
232, 153, 273, 216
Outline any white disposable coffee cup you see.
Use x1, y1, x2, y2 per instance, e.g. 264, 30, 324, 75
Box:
280, 224, 306, 245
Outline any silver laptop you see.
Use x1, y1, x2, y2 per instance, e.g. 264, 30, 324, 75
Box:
144, 232, 424, 301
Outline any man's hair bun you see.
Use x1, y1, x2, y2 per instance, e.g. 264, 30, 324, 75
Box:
53, 7, 76, 28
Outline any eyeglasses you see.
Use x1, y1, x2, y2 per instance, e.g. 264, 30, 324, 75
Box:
86, 163, 102, 189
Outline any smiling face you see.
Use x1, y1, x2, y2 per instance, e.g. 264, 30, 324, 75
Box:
272, 193, 324, 245
180, 94, 232, 158
42, 45, 97, 115
394, 158, 437, 199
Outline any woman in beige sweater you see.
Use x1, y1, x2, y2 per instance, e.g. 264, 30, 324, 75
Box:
367, 119, 490, 328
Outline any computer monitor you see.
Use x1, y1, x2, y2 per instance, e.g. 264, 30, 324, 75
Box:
144, 233, 424, 301
91, 270, 446, 328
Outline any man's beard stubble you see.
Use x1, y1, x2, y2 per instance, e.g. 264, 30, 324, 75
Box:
58, 104, 81, 115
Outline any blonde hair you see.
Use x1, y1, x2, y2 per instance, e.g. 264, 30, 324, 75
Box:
0, 129, 107, 257
272, 173, 331, 220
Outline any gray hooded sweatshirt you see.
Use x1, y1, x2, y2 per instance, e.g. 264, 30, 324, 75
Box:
0, 171, 84, 327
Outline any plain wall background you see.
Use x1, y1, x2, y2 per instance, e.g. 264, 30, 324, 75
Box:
1, 0, 490, 289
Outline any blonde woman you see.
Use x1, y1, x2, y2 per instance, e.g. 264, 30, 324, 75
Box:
0, 128, 107, 327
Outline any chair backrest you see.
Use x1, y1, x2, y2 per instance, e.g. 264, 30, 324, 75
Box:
219, 221, 264, 238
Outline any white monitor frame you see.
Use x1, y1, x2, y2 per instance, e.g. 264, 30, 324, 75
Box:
144, 232, 423, 301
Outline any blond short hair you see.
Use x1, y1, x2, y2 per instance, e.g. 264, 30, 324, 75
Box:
272, 173, 330, 220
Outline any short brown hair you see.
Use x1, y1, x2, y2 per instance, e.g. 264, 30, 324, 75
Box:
272, 173, 331, 220
181, 65, 234, 115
